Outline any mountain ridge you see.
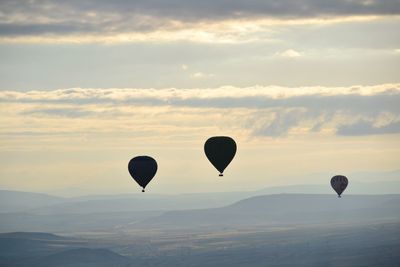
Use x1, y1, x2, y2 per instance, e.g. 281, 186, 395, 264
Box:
134, 194, 400, 229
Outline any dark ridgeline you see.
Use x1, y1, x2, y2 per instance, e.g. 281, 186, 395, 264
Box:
0, 192, 400, 267
1, 218, 399, 267
26, 248, 131, 267
1, 192, 400, 232
137, 194, 400, 228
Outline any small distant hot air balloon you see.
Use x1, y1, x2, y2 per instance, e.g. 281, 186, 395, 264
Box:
204, 136, 237, 177
330, 175, 348, 198
128, 156, 157, 192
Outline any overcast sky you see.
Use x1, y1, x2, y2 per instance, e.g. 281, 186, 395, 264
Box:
0, 0, 399, 196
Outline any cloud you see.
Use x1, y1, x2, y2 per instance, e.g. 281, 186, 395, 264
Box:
21, 107, 93, 118
276, 49, 303, 58
253, 109, 306, 136
190, 72, 215, 79
337, 120, 400, 135
1, 84, 399, 110
1, 84, 399, 138
0, 0, 399, 43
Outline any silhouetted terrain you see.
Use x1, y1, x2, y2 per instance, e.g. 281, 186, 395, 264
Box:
2, 192, 398, 232
141, 194, 400, 228
1, 223, 399, 267
2, 178, 400, 213
0, 191, 64, 213
0, 190, 254, 214
24, 248, 131, 267
1, 192, 400, 266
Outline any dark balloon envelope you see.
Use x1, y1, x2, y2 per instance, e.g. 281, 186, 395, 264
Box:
128, 156, 157, 192
204, 136, 237, 176
330, 175, 348, 197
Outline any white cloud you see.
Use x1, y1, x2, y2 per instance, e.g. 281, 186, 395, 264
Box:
276, 49, 303, 58
0, 84, 399, 139
1, 84, 398, 103
190, 72, 215, 79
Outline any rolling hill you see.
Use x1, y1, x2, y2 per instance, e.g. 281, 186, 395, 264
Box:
137, 194, 400, 228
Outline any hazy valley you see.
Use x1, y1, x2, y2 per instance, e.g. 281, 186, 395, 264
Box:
1, 186, 400, 266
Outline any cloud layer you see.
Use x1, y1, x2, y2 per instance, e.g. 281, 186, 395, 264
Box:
1, 84, 399, 137
337, 120, 400, 136
1, 0, 399, 43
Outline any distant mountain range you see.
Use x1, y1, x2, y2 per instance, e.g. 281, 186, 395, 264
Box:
138, 194, 400, 229
1, 188, 399, 233
0, 190, 65, 213
1, 193, 400, 267
259, 180, 400, 195
1, 179, 400, 214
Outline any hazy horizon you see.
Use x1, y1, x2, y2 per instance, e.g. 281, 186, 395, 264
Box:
1, 170, 400, 197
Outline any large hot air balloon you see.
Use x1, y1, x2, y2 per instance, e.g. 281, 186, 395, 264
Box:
128, 156, 157, 192
204, 136, 237, 176
330, 175, 348, 198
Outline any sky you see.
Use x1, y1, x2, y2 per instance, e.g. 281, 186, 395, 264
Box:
0, 0, 399, 196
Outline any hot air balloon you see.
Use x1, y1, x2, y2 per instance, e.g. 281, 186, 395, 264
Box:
330, 175, 348, 198
128, 156, 157, 192
204, 136, 236, 176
